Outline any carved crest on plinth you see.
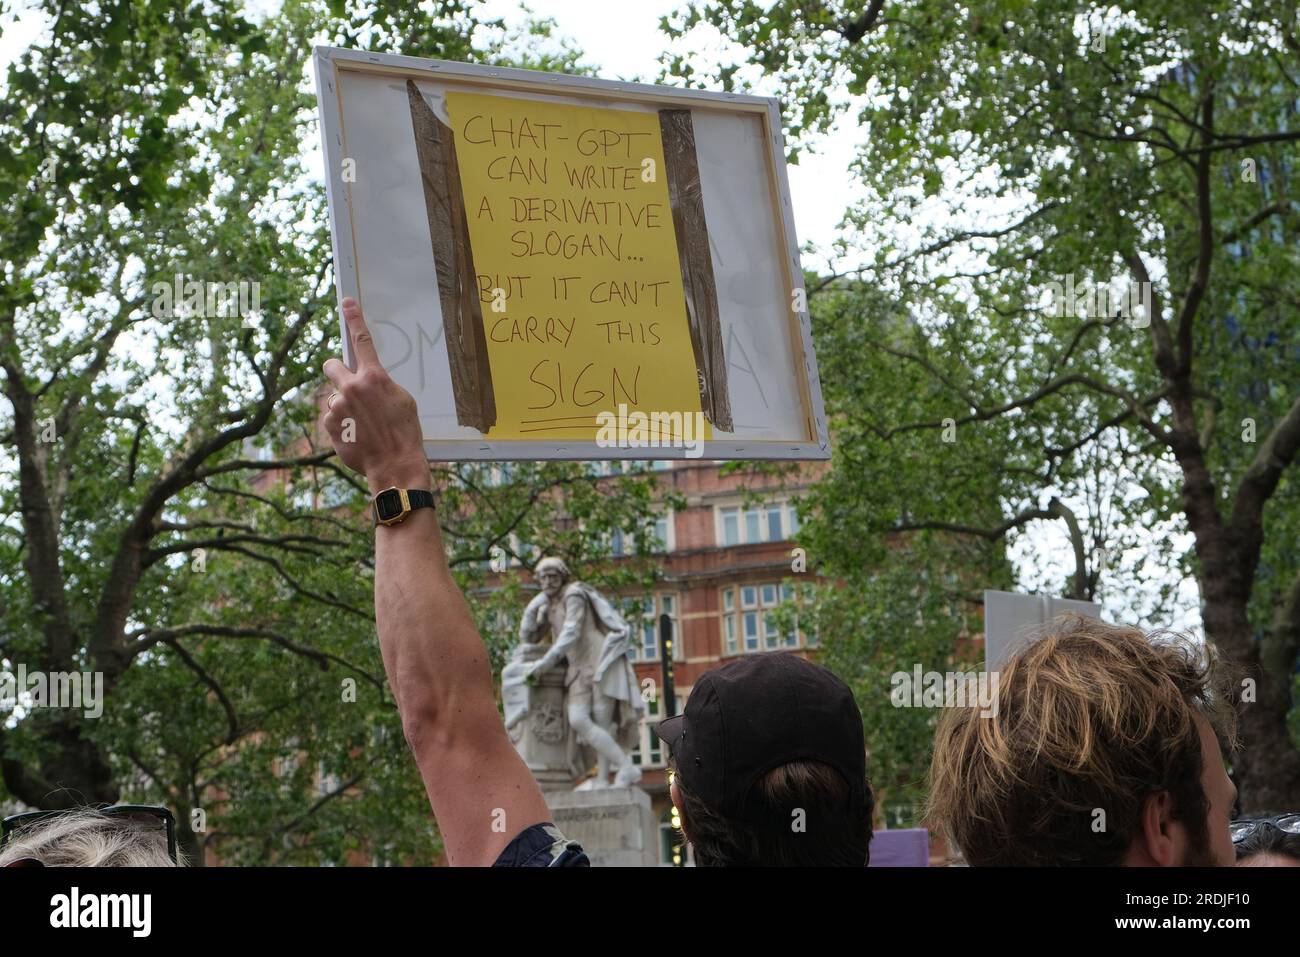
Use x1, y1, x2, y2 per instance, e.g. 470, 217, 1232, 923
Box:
531, 702, 565, 744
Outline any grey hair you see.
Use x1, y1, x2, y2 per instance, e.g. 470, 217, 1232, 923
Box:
534, 556, 570, 581
0, 809, 181, 867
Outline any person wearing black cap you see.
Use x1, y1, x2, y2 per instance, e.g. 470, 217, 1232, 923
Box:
655, 653, 875, 866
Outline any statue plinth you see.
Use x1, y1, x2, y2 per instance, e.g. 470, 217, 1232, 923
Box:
503, 643, 572, 791
545, 786, 658, 867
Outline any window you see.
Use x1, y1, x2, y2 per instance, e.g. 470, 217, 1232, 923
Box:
652, 513, 672, 552
606, 510, 674, 556
722, 508, 740, 546
632, 691, 686, 775
766, 504, 783, 541
634, 596, 656, 660
318, 761, 343, 797
800, 582, 820, 647
630, 695, 664, 768
624, 593, 678, 662
278, 744, 302, 793
484, 463, 514, 486
720, 582, 816, 654
722, 587, 737, 654
716, 500, 805, 546
588, 460, 667, 476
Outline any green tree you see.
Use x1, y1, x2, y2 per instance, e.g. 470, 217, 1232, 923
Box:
667, 0, 1300, 810
0, 0, 663, 864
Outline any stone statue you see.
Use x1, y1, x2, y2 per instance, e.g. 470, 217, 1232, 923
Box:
503, 557, 645, 789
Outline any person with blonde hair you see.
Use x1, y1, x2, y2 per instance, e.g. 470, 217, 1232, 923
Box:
0, 805, 180, 867
928, 615, 1240, 867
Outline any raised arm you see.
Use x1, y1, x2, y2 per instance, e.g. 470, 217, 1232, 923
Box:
320, 298, 551, 866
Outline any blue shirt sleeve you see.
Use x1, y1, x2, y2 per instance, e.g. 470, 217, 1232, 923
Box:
492, 822, 590, 867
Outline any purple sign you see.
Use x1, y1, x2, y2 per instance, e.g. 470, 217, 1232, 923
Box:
869, 828, 929, 867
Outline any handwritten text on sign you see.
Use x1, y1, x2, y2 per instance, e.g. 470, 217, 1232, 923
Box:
445, 91, 707, 441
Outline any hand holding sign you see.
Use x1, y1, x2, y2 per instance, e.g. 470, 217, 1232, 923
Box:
321, 298, 430, 494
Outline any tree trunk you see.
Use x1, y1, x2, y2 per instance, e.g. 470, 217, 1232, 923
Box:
1172, 396, 1300, 809
0, 712, 118, 809
1201, 589, 1300, 811
174, 802, 206, 867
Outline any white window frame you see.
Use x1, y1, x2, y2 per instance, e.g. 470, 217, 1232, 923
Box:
317, 761, 343, 797
588, 460, 671, 476
606, 508, 675, 556
630, 693, 666, 768
651, 510, 675, 553
625, 593, 680, 662
714, 499, 803, 546
720, 581, 816, 655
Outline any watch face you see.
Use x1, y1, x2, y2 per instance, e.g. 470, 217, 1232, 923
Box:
374, 488, 404, 522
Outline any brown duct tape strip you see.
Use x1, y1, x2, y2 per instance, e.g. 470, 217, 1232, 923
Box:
658, 108, 732, 432
406, 79, 497, 432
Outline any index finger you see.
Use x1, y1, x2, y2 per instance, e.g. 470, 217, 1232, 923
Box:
342, 297, 381, 371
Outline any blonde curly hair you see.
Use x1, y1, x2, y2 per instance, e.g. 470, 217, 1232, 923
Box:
926, 615, 1238, 866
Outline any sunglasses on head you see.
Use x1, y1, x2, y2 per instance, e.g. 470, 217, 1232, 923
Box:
1229, 813, 1300, 845
2, 803, 178, 866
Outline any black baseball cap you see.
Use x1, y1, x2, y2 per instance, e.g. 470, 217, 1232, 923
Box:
654, 652, 866, 823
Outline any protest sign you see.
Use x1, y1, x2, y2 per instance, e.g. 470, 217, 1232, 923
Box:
314, 47, 829, 460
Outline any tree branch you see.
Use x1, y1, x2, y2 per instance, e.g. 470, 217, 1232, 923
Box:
1047, 497, 1089, 600
1176, 90, 1215, 377
894, 504, 1055, 540
1229, 392, 1300, 542
130, 623, 386, 692
838, 0, 887, 43
160, 636, 240, 745
143, 531, 349, 567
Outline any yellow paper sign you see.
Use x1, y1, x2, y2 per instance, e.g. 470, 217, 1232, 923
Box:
445, 90, 708, 443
